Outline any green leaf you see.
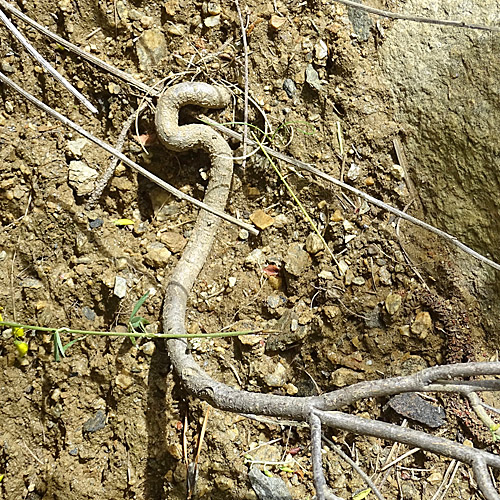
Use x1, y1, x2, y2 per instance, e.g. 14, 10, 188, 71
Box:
53, 331, 65, 361
130, 291, 150, 320
353, 488, 371, 500
62, 336, 86, 354
112, 218, 135, 226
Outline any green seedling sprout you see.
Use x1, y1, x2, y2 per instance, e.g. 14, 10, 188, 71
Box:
126, 290, 151, 345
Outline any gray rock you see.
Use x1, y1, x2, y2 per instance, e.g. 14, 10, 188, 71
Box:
267, 293, 286, 309
284, 242, 311, 276
379, 0, 500, 337
249, 467, 292, 500
265, 309, 307, 352
283, 78, 297, 99
386, 393, 446, 428
347, 0, 372, 41
305, 63, 322, 91
68, 161, 98, 196
82, 306, 96, 321
20, 277, 43, 289
83, 409, 106, 433
136, 29, 167, 70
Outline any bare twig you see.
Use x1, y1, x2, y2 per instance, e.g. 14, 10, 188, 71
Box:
234, 0, 249, 170
85, 103, 146, 209
0, 71, 259, 236
0, 7, 98, 113
201, 116, 500, 272
332, 0, 500, 32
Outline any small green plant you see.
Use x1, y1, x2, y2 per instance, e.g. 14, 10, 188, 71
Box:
0, 296, 270, 361
127, 290, 150, 345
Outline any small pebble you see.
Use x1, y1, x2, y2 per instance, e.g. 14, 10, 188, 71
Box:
114, 276, 127, 299
238, 229, 249, 240
385, 292, 402, 315
115, 373, 134, 390
67, 138, 89, 157
82, 306, 96, 321
352, 276, 365, 286
68, 160, 98, 196
411, 311, 432, 338
337, 259, 349, 276
305, 64, 322, 91
318, 270, 334, 280
283, 79, 297, 99
284, 242, 311, 276
314, 40, 328, 62
305, 232, 324, 255
206, 2, 221, 15
264, 362, 287, 387
144, 246, 172, 267
83, 409, 106, 433
250, 209, 274, 230
331, 209, 344, 222
203, 14, 220, 27
89, 218, 103, 229
269, 14, 286, 30
160, 231, 187, 253
347, 163, 360, 180
245, 248, 264, 266
141, 341, 156, 356
390, 164, 405, 179
228, 276, 237, 287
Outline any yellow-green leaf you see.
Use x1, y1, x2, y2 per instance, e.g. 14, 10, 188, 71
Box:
14, 340, 28, 357
0, 311, 3, 322
112, 219, 135, 226
353, 488, 371, 500
0, 473, 4, 482
13, 327, 24, 338
263, 469, 273, 478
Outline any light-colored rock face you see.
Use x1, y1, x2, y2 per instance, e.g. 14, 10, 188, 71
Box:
379, 0, 500, 261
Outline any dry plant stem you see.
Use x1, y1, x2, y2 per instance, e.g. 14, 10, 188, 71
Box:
0, 71, 258, 236
159, 83, 500, 499
86, 103, 147, 209
331, 0, 500, 32
234, 0, 249, 169
0, 7, 97, 113
201, 116, 500, 272
0, 0, 153, 94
